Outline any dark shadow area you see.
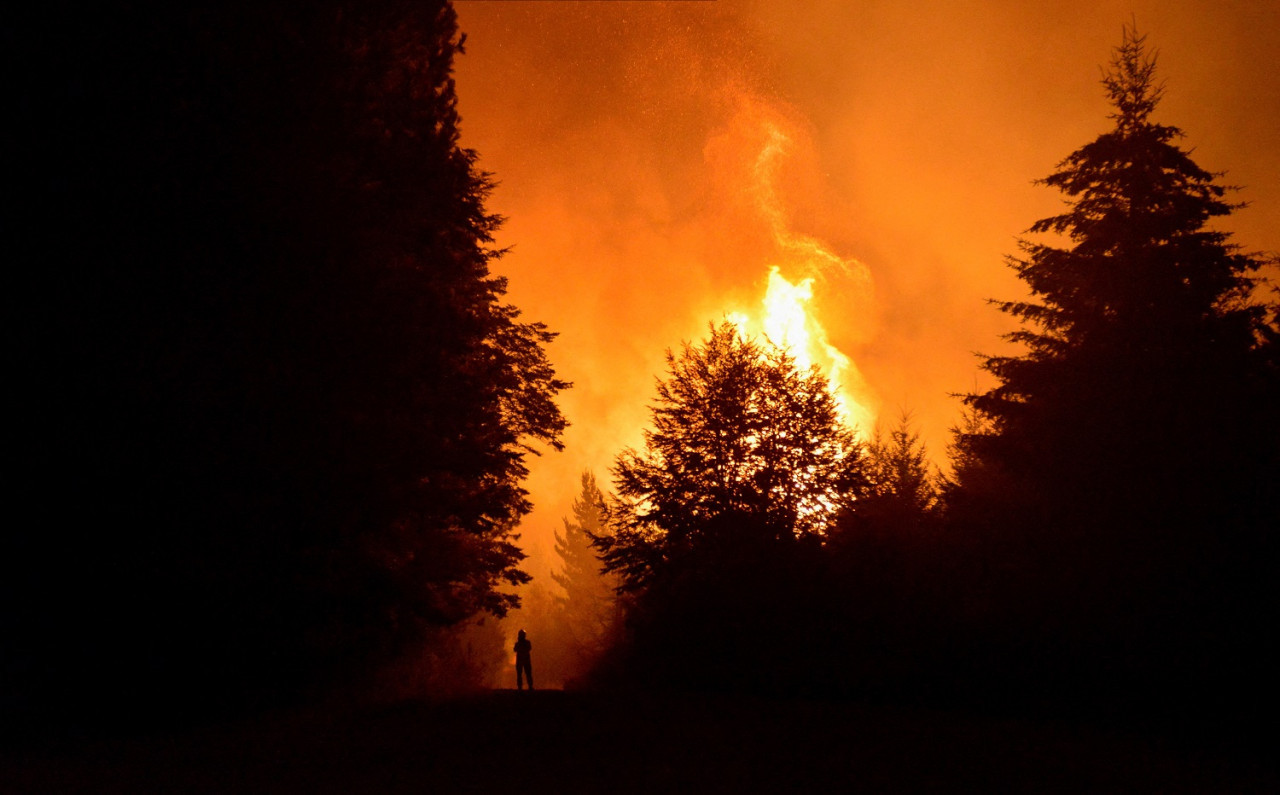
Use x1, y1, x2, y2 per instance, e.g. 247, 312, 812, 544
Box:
9, 0, 566, 743
4, 690, 1275, 794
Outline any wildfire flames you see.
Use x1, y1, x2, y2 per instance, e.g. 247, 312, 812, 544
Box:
452, 6, 1279, 562
730, 267, 874, 434
724, 99, 877, 436
446, 2, 1279, 686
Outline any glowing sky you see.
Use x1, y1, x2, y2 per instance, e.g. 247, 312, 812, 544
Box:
451, 0, 1280, 581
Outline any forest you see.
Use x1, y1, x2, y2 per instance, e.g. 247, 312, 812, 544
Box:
6, 1, 1277, 789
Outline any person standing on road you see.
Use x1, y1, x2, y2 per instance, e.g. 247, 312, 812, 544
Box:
514, 629, 534, 691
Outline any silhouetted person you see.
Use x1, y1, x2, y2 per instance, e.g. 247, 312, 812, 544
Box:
514, 629, 533, 690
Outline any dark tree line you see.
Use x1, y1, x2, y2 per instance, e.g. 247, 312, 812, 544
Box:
8, 1, 565, 730
584, 28, 1276, 723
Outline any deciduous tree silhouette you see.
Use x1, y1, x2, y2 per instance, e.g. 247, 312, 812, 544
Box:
593, 322, 869, 690
597, 322, 868, 590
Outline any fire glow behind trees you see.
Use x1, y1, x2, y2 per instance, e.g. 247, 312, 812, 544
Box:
11, 0, 1279, 752
451, 2, 1279, 585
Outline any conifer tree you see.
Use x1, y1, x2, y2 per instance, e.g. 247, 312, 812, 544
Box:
864, 413, 939, 521
829, 412, 941, 631
551, 471, 618, 671
276, 0, 571, 677
959, 25, 1274, 534
327, 0, 569, 627
952, 25, 1277, 705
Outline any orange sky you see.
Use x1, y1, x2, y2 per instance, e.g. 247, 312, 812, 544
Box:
451, 0, 1280, 584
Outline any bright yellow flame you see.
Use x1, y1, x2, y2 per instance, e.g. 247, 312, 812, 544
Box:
735, 266, 875, 435
762, 266, 815, 368
725, 98, 877, 436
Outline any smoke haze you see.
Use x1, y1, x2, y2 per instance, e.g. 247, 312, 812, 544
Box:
450, 1, 1279, 595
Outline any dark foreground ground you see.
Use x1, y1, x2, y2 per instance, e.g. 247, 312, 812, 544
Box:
4, 690, 1275, 793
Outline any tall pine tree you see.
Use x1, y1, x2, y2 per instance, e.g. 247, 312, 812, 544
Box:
318, 0, 571, 646
953, 25, 1277, 707
551, 471, 618, 675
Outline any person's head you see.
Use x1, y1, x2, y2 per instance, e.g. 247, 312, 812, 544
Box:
518, 629, 526, 640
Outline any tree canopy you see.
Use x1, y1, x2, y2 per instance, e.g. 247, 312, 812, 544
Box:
596, 322, 868, 592
320, 0, 570, 634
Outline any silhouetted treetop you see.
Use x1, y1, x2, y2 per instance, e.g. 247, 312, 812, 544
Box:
554, 471, 613, 605
967, 24, 1273, 460
949, 23, 1277, 709
551, 471, 619, 673
865, 413, 939, 518
596, 322, 868, 591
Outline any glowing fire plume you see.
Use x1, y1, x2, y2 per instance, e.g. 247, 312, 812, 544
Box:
731, 267, 875, 434
723, 98, 877, 436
